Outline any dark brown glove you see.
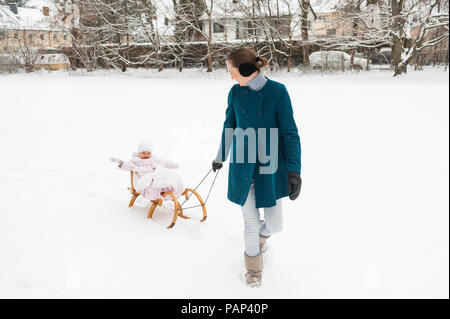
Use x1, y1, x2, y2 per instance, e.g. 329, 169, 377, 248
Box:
288, 172, 302, 200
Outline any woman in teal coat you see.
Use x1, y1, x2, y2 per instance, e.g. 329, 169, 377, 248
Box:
212, 48, 302, 287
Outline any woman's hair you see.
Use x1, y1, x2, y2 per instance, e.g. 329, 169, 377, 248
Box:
226, 48, 268, 76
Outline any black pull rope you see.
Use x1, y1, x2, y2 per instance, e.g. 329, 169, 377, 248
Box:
204, 169, 220, 204
179, 168, 220, 210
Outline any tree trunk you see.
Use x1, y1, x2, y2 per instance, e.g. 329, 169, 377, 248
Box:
207, 14, 213, 72
71, 27, 78, 71
287, 44, 292, 72
366, 48, 371, 71
350, 49, 355, 69
391, 0, 407, 76
301, 0, 310, 67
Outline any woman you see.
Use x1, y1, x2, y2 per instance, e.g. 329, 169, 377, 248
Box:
211, 48, 302, 287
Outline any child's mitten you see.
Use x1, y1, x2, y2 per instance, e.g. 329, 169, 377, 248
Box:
110, 157, 124, 167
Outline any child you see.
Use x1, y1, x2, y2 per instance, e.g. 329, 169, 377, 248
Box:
110, 140, 184, 201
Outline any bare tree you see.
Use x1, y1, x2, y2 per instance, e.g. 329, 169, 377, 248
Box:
43, 0, 447, 73
317, 1, 391, 69
390, 0, 449, 75
301, 0, 316, 66
9, 30, 39, 72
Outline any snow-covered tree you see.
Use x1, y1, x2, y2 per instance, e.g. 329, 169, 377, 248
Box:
390, 0, 449, 75
7, 30, 39, 72
301, 0, 316, 67
42, 0, 447, 73
228, 0, 311, 71
315, 1, 390, 70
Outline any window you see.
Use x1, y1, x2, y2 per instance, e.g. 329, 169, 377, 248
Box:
0, 30, 6, 40
164, 17, 169, 26
326, 29, 336, 36
28, 33, 34, 41
14, 31, 18, 40
53, 33, 58, 42
40, 33, 45, 40
243, 21, 253, 37
213, 22, 224, 33
63, 34, 68, 41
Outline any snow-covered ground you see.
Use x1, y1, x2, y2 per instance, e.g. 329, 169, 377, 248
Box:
0, 67, 448, 298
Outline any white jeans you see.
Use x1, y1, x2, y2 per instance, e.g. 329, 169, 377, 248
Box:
241, 179, 283, 257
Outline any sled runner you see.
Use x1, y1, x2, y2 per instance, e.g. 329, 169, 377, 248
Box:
128, 170, 215, 229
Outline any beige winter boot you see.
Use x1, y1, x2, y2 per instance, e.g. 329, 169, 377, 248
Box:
244, 252, 263, 288
259, 235, 271, 253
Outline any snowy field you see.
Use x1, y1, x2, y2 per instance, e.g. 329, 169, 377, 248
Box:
0, 67, 448, 298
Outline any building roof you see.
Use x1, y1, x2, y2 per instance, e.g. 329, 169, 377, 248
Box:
0, 1, 57, 31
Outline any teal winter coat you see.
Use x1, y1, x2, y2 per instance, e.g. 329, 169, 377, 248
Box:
216, 77, 301, 208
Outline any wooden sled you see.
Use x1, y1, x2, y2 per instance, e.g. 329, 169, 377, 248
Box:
128, 170, 207, 229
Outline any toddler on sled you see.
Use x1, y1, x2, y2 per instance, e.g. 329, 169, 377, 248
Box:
110, 140, 184, 201
110, 140, 209, 229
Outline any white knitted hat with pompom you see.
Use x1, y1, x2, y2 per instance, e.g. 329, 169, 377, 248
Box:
137, 140, 154, 153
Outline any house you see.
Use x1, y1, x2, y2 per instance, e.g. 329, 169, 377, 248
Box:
195, 0, 316, 43
311, 11, 354, 38
0, 1, 71, 52
308, 0, 355, 39
309, 0, 393, 40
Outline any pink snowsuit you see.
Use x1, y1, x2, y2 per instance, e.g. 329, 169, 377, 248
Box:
119, 154, 184, 201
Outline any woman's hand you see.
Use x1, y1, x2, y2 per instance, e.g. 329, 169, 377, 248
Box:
212, 159, 223, 172
288, 172, 302, 200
